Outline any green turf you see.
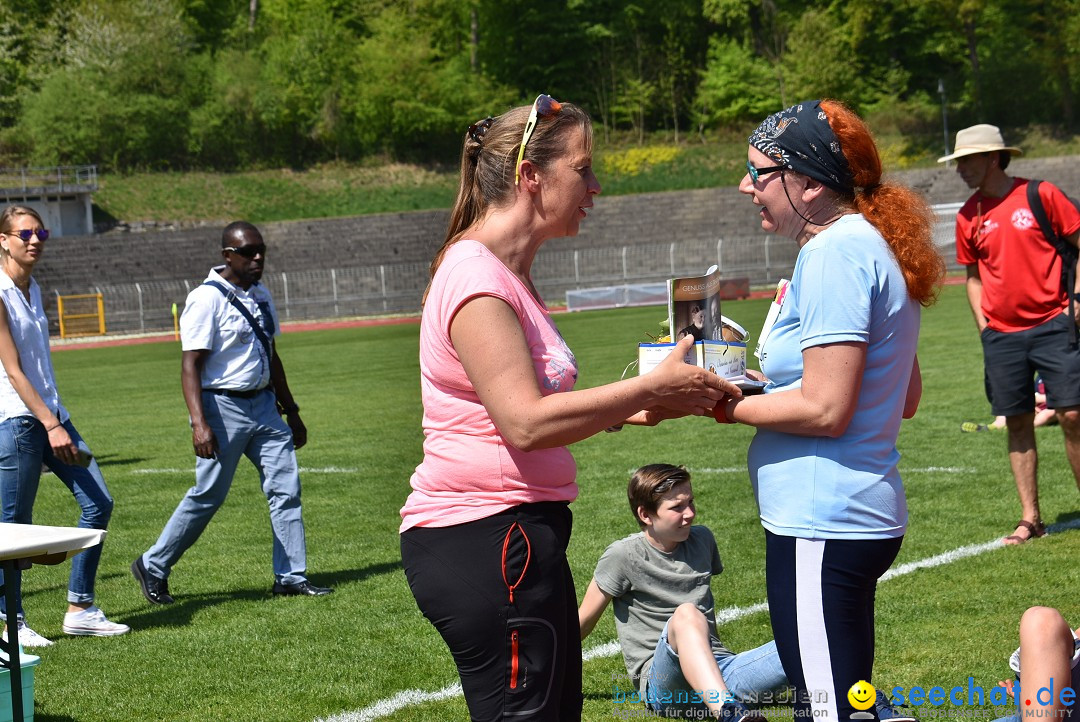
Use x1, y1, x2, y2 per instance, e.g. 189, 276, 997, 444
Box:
19, 284, 1079, 721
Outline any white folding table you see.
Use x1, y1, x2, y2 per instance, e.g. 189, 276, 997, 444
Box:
0, 523, 105, 721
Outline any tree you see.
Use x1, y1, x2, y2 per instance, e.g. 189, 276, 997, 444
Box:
348, 4, 514, 161
694, 37, 777, 130
18, 0, 199, 168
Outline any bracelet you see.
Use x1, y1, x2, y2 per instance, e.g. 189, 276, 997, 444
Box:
45, 422, 61, 432
712, 396, 737, 424
605, 424, 624, 433
278, 402, 300, 416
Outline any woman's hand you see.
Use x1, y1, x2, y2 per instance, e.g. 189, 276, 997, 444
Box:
745, 368, 768, 383
625, 407, 692, 426
645, 334, 739, 416
47, 424, 80, 466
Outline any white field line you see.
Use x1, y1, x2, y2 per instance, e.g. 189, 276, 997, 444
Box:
690, 467, 974, 475
319, 517, 1080, 722
130, 466, 357, 474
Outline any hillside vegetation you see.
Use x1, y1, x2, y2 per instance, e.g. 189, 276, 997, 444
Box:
94, 126, 1080, 224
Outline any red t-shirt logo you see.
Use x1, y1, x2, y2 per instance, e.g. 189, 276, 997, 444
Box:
1011, 208, 1037, 230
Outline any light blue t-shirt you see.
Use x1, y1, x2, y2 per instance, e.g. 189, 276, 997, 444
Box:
748, 214, 919, 539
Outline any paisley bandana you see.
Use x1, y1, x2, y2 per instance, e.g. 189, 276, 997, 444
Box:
748, 100, 854, 194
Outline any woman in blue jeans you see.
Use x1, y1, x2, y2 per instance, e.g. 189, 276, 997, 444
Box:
0, 205, 129, 647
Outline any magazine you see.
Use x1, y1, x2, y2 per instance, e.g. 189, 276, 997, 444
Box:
668, 266, 726, 344
638, 266, 766, 392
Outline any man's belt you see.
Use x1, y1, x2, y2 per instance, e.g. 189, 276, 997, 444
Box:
203, 387, 266, 399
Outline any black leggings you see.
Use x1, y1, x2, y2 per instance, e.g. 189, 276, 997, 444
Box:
401, 502, 582, 721
765, 530, 904, 721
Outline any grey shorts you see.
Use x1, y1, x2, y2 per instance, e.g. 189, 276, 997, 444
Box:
981, 313, 1080, 416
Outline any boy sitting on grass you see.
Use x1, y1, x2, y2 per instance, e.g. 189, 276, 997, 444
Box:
578, 464, 786, 721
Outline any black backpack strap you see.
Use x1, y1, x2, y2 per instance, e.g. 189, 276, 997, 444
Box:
203, 280, 273, 359
1027, 180, 1078, 345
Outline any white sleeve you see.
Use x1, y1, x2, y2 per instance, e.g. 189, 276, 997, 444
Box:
179, 287, 219, 352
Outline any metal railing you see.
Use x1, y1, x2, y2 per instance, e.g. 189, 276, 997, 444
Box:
0, 165, 98, 194
46, 207, 963, 336
57, 293, 106, 338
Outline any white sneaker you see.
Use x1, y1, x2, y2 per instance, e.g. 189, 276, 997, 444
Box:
62, 606, 130, 637
1, 619, 54, 648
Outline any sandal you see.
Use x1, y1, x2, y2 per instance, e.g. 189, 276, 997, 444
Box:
1002, 519, 1047, 545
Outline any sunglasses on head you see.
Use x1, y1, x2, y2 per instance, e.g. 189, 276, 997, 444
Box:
515, 94, 563, 186
5, 229, 49, 242
468, 116, 494, 144
224, 244, 266, 259
746, 160, 786, 183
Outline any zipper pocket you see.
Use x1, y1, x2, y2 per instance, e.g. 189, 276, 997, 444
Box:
510, 629, 520, 689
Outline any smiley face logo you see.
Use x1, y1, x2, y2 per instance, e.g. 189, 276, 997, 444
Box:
848, 680, 876, 711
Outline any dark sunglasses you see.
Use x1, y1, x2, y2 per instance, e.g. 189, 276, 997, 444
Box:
468, 116, 494, 144
515, 94, 563, 186
746, 160, 786, 183
5, 229, 49, 242
224, 244, 266, 259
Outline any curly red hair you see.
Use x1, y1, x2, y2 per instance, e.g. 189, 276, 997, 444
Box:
820, 100, 945, 306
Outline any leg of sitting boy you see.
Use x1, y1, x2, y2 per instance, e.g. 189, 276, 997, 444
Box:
714, 639, 788, 706
666, 602, 732, 716
1017, 606, 1073, 720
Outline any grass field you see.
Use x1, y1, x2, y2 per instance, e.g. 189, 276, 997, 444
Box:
20, 283, 1080, 721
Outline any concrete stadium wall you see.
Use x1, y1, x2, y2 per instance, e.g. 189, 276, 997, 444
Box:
33, 155, 1080, 332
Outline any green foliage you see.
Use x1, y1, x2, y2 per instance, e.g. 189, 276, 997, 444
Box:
349, 6, 516, 162
782, 8, 864, 106
17, 0, 199, 168
3, 0, 1080, 171
694, 38, 779, 127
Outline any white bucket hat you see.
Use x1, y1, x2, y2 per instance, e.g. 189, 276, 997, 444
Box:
937, 124, 1022, 163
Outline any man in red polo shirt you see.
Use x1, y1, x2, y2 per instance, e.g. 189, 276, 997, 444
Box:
942, 124, 1080, 544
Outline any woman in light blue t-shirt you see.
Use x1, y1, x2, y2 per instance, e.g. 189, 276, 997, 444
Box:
0, 205, 129, 648
712, 100, 945, 721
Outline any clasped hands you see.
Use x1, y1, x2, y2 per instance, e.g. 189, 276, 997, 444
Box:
631, 335, 748, 425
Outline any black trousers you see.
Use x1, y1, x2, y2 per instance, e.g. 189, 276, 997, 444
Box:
765, 529, 904, 721
401, 502, 582, 721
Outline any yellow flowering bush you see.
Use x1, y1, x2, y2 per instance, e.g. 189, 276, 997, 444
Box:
602, 145, 682, 176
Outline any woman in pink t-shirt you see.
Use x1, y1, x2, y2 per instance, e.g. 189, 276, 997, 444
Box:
400, 95, 735, 721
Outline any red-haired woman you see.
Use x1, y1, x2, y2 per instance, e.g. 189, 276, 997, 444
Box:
716, 99, 944, 720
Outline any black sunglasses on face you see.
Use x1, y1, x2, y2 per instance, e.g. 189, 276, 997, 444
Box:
224, 244, 266, 259
746, 160, 786, 183
5, 229, 49, 242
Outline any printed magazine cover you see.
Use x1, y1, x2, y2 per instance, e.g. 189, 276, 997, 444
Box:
638, 266, 764, 392
668, 266, 725, 344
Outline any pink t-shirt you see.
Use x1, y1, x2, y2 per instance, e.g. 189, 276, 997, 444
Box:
400, 240, 579, 532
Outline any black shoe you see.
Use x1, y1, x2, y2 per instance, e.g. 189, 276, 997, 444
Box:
875, 690, 917, 722
720, 701, 765, 722
271, 580, 333, 597
131, 557, 174, 605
